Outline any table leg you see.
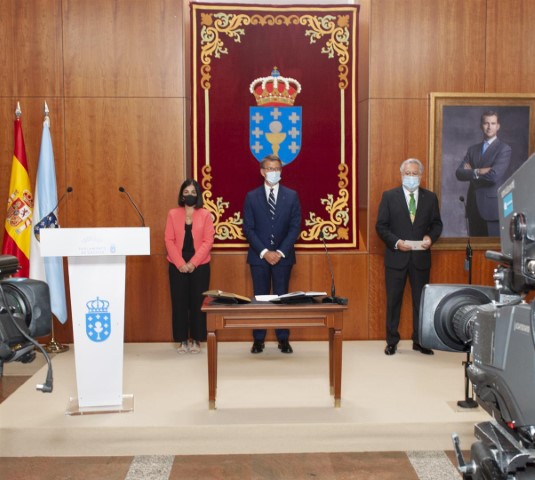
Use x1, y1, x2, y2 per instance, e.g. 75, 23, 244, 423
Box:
207, 330, 217, 410
333, 328, 342, 407
328, 328, 334, 395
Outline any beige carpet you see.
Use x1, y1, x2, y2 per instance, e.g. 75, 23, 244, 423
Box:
0, 341, 488, 457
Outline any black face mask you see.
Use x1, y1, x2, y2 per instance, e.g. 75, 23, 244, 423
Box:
183, 195, 198, 207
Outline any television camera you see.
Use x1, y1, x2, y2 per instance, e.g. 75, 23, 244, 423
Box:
0, 255, 53, 392
419, 153, 535, 479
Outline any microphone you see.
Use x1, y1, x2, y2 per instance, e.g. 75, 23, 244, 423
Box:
49, 186, 73, 214
319, 232, 348, 305
119, 186, 145, 227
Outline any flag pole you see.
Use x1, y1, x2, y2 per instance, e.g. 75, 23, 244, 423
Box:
39, 101, 69, 354
44, 315, 69, 353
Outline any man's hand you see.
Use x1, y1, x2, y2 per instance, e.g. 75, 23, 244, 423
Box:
264, 251, 282, 265
397, 240, 412, 252
478, 167, 491, 175
421, 235, 432, 250
462, 163, 473, 170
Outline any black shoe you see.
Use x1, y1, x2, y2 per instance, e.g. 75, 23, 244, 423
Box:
278, 340, 293, 354
384, 344, 397, 355
251, 341, 265, 354
413, 342, 434, 355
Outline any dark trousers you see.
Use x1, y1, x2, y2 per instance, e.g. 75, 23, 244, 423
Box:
250, 263, 293, 342
169, 262, 210, 342
385, 262, 429, 346
467, 200, 499, 237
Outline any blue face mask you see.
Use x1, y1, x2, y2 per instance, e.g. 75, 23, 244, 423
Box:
402, 175, 420, 192
266, 171, 281, 185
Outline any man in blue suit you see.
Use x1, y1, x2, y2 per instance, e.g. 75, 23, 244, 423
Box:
376, 158, 443, 356
243, 154, 302, 354
455, 111, 512, 237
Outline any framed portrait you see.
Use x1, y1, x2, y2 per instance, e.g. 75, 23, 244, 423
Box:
429, 93, 535, 250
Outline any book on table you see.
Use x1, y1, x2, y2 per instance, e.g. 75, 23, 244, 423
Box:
203, 289, 251, 304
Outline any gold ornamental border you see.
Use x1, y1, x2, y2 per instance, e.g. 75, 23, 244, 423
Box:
193, 8, 357, 246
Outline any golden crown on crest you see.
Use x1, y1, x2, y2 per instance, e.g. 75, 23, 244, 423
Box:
249, 67, 302, 107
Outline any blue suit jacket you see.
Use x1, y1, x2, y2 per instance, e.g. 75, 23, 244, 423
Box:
243, 184, 301, 266
455, 138, 512, 221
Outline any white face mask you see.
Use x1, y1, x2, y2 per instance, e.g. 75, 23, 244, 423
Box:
266, 170, 281, 185
402, 175, 420, 192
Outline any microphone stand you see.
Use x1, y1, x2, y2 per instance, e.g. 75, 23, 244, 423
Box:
457, 197, 478, 409
319, 233, 348, 305
119, 187, 145, 227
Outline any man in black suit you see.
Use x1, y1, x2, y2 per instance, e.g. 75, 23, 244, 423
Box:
243, 154, 302, 354
455, 110, 512, 237
376, 158, 443, 356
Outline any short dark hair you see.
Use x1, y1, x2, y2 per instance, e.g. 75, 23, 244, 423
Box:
260, 154, 282, 169
177, 179, 203, 208
481, 110, 499, 124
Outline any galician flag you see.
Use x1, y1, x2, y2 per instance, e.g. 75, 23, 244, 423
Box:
29, 104, 68, 324
2, 104, 33, 277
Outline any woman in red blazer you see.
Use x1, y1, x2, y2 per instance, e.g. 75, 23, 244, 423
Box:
165, 179, 215, 354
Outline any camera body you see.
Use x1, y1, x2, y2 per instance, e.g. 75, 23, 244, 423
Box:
419, 154, 535, 478
0, 255, 52, 372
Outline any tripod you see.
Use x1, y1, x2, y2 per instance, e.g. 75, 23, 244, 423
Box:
457, 200, 478, 408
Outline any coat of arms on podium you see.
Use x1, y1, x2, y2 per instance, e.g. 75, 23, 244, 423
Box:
85, 297, 111, 343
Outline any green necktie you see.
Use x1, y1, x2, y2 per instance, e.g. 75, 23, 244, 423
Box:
409, 192, 416, 222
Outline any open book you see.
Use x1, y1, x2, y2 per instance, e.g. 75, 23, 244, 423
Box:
256, 291, 327, 304
203, 290, 251, 304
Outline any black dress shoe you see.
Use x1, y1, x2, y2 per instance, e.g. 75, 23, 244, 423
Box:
251, 341, 265, 354
384, 344, 397, 355
413, 342, 434, 355
278, 340, 293, 354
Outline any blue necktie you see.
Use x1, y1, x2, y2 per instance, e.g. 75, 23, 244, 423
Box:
482, 141, 489, 155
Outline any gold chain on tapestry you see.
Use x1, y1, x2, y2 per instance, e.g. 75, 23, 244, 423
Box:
198, 12, 352, 242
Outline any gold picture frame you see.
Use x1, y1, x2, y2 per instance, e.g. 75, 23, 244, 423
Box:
429, 92, 535, 250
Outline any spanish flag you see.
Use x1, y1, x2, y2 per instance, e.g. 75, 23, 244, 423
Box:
2, 105, 33, 277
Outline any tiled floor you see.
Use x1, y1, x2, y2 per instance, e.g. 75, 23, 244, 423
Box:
0, 375, 463, 480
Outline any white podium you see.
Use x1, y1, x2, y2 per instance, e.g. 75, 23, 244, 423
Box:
40, 227, 150, 414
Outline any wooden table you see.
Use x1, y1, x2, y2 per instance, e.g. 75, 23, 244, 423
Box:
201, 298, 347, 409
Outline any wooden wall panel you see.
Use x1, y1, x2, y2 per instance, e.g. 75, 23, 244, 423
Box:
370, 0, 486, 98
368, 99, 429, 255
487, 0, 535, 93
357, 0, 370, 103
63, 0, 182, 97
63, 97, 183, 254
13, 0, 64, 97
0, 2, 14, 96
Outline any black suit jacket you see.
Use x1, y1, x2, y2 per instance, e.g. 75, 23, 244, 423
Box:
375, 186, 443, 270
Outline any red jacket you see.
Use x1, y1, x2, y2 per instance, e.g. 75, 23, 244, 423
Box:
165, 207, 214, 268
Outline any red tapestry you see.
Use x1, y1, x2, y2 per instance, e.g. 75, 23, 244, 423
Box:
191, 3, 359, 249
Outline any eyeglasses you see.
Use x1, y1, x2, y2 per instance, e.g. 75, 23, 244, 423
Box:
263, 167, 282, 172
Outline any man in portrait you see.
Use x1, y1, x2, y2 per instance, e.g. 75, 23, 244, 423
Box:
455, 110, 512, 237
